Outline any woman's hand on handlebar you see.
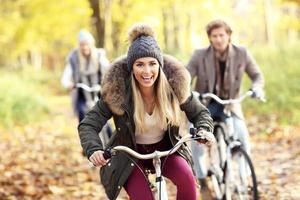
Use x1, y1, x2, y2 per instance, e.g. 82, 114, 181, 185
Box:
66, 84, 75, 92
197, 129, 215, 146
89, 150, 109, 167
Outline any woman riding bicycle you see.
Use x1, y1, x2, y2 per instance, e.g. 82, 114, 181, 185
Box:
78, 24, 214, 200
61, 29, 110, 123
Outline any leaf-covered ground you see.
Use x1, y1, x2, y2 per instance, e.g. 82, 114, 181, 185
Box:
0, 97, 299, 200
251, 127, 300, 199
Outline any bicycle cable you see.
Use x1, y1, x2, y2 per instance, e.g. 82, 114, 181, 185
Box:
159, 135, 203, 200
118, 151, 154, 197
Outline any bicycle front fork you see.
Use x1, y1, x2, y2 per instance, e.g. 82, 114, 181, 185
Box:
153, 156, 168, 200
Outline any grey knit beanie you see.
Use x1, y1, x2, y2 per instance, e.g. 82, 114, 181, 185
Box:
78, 29, 95, 45
127, 24, 163, 72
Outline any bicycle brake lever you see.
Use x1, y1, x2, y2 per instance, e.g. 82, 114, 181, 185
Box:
189, 127, 197, 137
103, 149, 113, 160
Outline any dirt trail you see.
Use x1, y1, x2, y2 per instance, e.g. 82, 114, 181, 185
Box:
0, 96, 299, 199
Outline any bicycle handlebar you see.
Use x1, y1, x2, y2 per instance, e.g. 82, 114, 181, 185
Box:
194, 90, 265, 105
76, 83, 101, 92
203, 91, 253, 105
103, 128, 207, 160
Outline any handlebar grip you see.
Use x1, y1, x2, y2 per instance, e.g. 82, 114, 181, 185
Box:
198, 93, 203, 101
197, 93, 207, 104
103, 149, 112, 160
190, 127, 209, 143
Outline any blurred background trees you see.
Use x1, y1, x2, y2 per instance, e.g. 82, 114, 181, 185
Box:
0, 2, 299, 198
1, 0, 299, 68
0, 0, 299, 127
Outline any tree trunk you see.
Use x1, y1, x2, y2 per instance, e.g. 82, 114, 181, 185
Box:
111, 0, 129, 57
172, 4, 180, 51
111, 20, 122, 57
88, 0, 105, 48
185, 12, 192, 52
30, 49, 42, 70
263, 0, 273, 45
162, 10, 171, 52
19, 53, 28, 68
104, 0, 112, 57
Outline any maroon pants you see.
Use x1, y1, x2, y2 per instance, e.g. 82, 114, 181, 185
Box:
123, 135, 197, 200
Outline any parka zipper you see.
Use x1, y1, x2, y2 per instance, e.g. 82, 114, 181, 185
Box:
121, 104, 137, 149
168, 125, 194, 167
168, 125, 185, 158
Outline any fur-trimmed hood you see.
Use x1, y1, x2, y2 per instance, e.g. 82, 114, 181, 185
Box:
101, 55, 191, 115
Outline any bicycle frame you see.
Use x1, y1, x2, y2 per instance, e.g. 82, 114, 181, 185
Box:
104, 133, 204, 200
76, 83, 101, 93
76, 83, 101, 108
196, 90, 258, 143
196, 90, 262, 200
77, 83, 112, 147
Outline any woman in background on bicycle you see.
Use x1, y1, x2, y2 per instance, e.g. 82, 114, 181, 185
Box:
61, 29, 110, 123
78, 23, 214, 200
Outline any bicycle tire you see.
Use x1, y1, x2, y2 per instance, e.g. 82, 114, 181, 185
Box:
224, 147, 258, 200
207, 125, 227, 200
214, 125, 227, 169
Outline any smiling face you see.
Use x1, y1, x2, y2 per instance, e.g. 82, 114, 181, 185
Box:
132, 57, 160, 91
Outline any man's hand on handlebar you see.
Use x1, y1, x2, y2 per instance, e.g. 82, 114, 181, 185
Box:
67, 84, 75, 91
250, 87, 265, 101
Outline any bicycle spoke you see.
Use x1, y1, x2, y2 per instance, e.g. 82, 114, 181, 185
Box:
225, 148, 258, 200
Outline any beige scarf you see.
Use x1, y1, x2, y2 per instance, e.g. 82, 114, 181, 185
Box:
77, 48, 100, 108
78, 48, 99, 75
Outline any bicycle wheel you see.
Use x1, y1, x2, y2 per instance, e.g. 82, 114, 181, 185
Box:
214, 125, 227, 169
224, 147, 258, 200
208, 125, 227, 199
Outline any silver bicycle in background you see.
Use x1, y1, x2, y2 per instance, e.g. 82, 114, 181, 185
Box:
195, 90, 264, 200
76, 83, 101, 110
76, 83, 112, 148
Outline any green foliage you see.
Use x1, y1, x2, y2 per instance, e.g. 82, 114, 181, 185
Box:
0, 0, 299, 127
1, 0, 299, 66
243, 42, 300, 125
0, 0, 91, 66
0, 68, 51, 127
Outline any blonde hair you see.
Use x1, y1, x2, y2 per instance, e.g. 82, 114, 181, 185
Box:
131, 68, 183, 134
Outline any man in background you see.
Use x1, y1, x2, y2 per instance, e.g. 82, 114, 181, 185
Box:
187, 19, 264, 199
